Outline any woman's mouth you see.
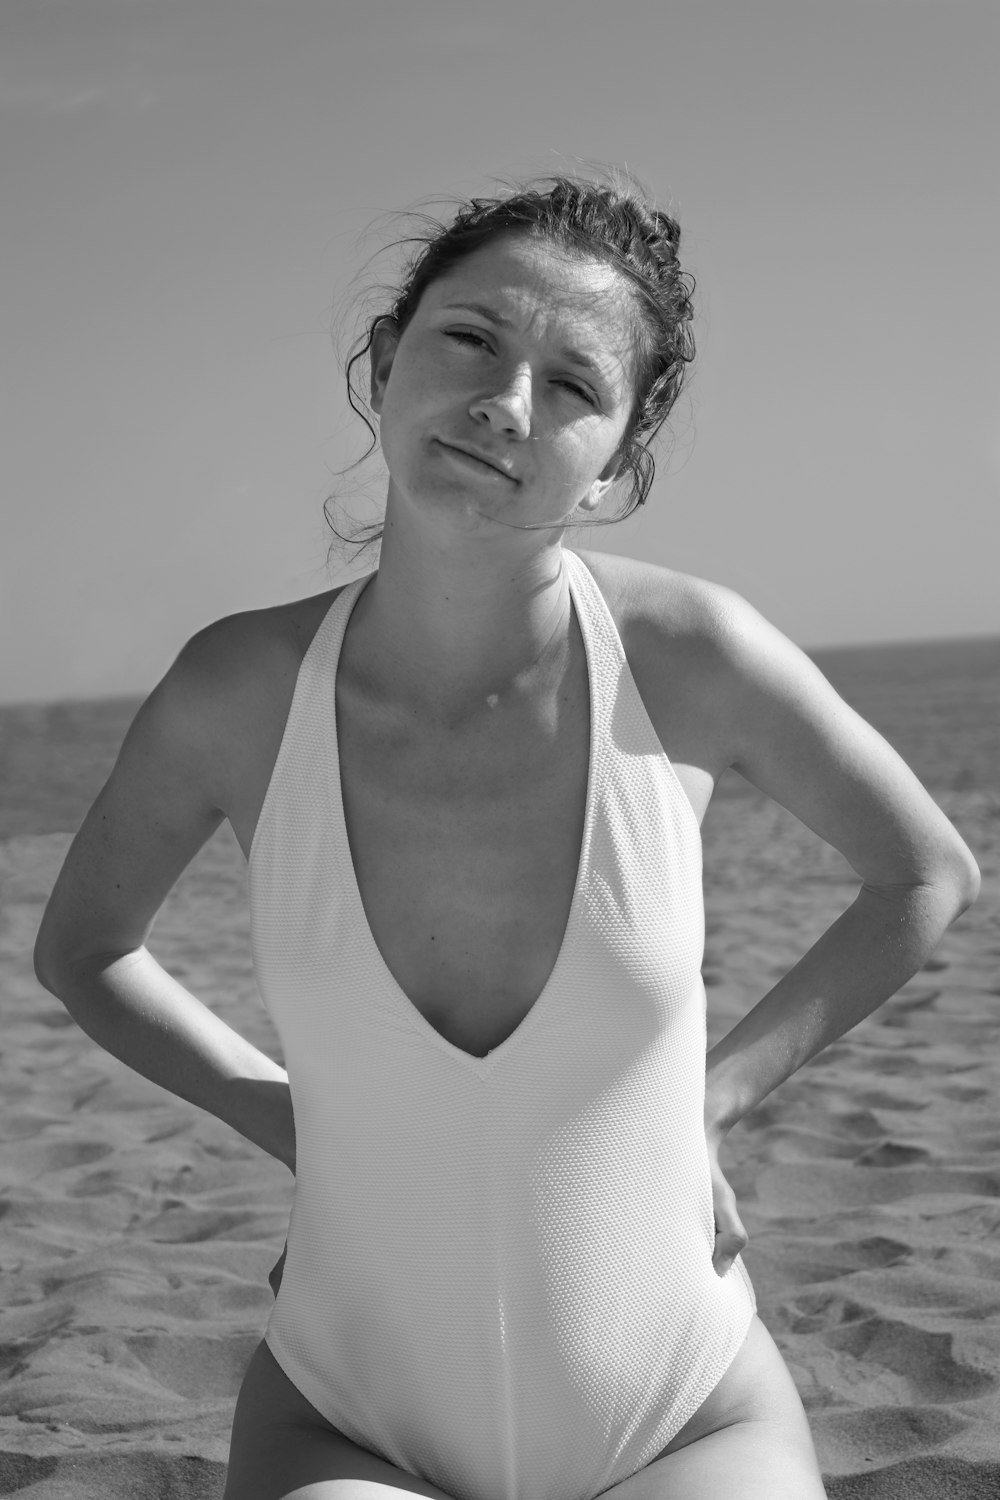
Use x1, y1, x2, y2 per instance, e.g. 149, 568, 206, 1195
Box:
435, 441, 518, 482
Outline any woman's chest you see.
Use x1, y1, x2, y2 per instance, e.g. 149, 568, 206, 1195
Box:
336, 685, 590, 1057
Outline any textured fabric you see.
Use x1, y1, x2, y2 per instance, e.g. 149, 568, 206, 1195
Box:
249, 549, 756, 1500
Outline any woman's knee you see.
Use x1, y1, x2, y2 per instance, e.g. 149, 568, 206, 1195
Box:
277, 1482, 469, 1500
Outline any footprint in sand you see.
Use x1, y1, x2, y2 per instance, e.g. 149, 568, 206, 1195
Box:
853, 1089, 929, 1111
782, 1236, 912, 1286
938, 1083, 990, 1103
7, 1138, 116, 1180
822, 1316, 996, 1403
143, 1202, 263, 1245
856, 1142, 932, 1168
787, 1292, 996, 1401
792, 1107, 884, 1144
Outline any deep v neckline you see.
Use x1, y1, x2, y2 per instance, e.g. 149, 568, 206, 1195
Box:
327, 556, 598, 1070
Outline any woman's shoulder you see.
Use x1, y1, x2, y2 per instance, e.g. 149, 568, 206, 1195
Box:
127, 584, 359, 840
570, 548, 833, 786
572, 548, 763, 669
176, 585, 351, 689
571, 556, 978, 902
171, 582, 359, 747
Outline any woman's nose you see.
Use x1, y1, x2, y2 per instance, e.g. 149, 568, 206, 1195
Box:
470, 364, 532, 437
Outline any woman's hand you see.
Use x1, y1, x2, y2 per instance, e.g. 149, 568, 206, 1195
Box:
707, 1127, 749, 1278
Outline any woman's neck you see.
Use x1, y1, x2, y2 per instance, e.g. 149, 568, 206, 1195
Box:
345, 499, 575, 721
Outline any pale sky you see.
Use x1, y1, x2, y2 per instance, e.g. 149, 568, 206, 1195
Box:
2, 0, 997, 703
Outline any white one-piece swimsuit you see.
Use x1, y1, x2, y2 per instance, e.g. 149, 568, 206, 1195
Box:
249, 548, 756, 1500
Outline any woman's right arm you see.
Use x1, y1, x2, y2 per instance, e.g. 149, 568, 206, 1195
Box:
33, 630, 296, 1174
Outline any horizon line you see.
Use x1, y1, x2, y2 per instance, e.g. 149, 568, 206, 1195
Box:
1, 628, 997, 712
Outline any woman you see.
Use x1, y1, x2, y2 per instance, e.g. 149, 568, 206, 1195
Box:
35, 176, 979, 1500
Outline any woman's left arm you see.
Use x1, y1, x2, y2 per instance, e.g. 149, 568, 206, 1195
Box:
700, 590, 980, 1272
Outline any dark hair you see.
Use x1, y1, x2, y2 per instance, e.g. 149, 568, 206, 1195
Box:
327, 171, 695, 551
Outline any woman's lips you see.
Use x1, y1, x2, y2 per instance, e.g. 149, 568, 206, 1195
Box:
436, 440, 518, 482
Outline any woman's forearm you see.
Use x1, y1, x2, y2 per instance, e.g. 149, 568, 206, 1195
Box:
35, 946, 295, 1173
704, 875, 976, 1139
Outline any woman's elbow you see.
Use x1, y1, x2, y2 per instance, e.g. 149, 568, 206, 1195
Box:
33, 916, 74, 997
952, 850, 981, 915
33, 905, 100, 998
934, 835, 981, 920
871, 835, 981, 926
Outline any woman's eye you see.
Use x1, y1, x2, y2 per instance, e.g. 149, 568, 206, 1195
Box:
559, 380, 596, 406
446, 330, 490, 350
444, 334, 595, 406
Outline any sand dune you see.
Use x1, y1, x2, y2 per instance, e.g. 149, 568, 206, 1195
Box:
1, 781, 997, 1496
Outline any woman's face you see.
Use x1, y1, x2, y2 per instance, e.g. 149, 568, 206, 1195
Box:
370, 235, 640, 538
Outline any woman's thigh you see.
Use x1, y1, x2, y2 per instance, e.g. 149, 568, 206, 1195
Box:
604, 1316, 826, 1500
226, 1320, 825, 1500
223, 1340, 457, 1500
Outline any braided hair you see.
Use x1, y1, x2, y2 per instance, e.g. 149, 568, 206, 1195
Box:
337, 172, 695, 540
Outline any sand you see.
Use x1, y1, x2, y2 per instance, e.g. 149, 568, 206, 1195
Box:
1, 778, 997, 1497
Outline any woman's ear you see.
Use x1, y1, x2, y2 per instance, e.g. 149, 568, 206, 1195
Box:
578, 453, 623, 513
369, 319, 400, 415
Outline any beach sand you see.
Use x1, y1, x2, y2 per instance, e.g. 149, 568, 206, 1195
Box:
1, 760, 997, 1495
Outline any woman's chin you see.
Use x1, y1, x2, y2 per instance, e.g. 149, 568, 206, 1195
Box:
387, 471, 571, 541
394, 483, 521, 534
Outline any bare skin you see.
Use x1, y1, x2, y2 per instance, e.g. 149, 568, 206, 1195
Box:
35, 235, 978, 1500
